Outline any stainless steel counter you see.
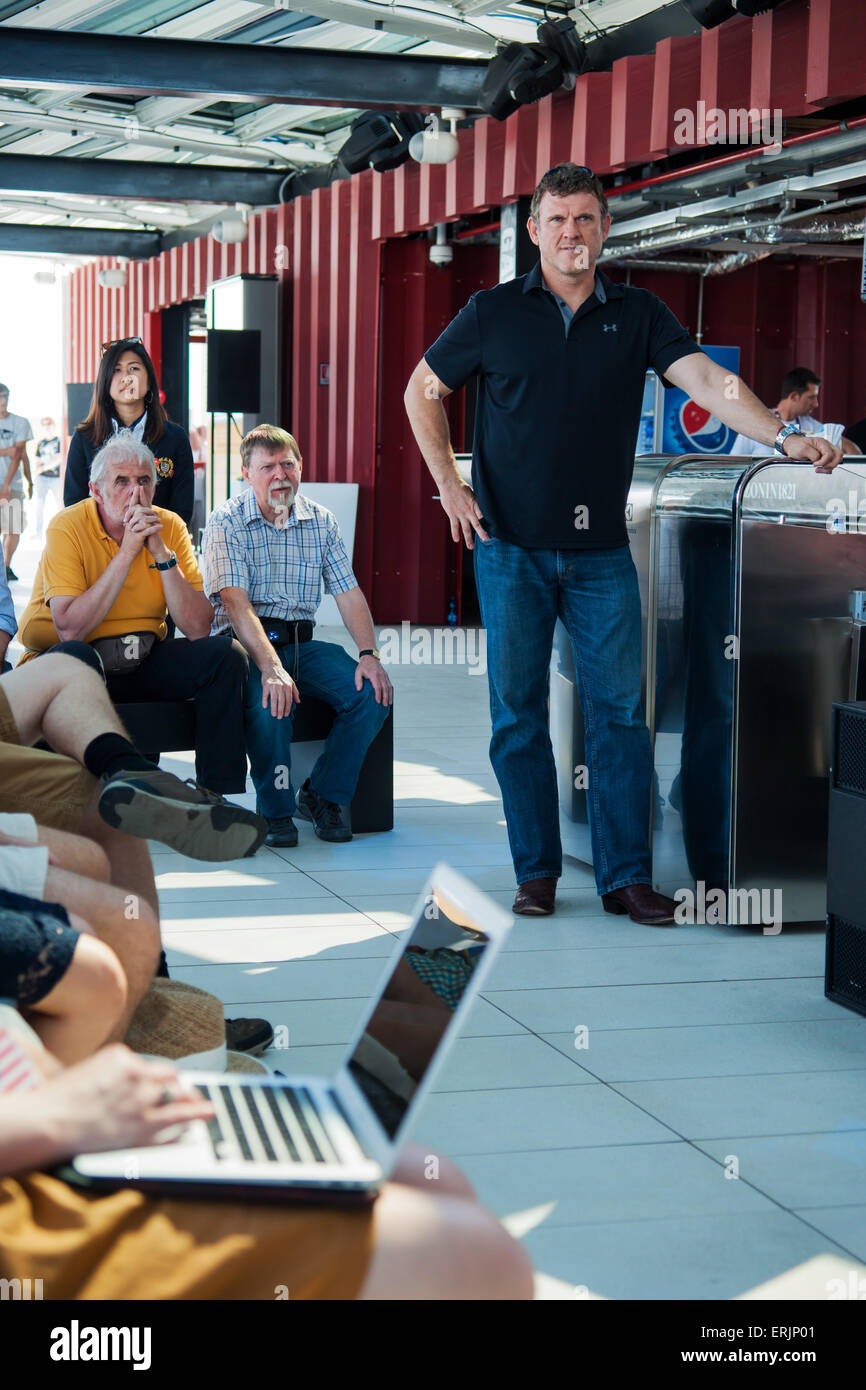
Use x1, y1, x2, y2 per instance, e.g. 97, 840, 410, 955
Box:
552, 453, 866, 923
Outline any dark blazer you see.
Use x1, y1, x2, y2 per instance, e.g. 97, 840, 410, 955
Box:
63, 419, 195, 525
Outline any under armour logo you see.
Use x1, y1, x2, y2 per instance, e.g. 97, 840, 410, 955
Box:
603, 323, 618, 333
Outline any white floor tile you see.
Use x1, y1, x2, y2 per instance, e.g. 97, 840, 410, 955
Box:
457, 1140, 774, 1228
405, 1083, 675, 1155
520, 1211, 851, 1301
163, 920, 396, 964
695, 1131, 866, 1209
541, 1018, 866, 1081
615, 1071, 866, 1140
488, 977, 840, 1033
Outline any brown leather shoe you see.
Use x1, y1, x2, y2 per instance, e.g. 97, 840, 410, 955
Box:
512, 877, 557, 916
602, 883, 677, 927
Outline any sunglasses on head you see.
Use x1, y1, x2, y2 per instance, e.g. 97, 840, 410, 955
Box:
102, 336, 144, 354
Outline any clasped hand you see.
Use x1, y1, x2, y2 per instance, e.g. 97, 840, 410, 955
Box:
121, 485, 165, 557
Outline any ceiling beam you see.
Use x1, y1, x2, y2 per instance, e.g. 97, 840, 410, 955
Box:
0, 153, 290, 205
0, 224, 162, 257
0, 25, 487, 112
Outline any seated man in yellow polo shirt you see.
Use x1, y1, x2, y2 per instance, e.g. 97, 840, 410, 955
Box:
19, 431, 253, 818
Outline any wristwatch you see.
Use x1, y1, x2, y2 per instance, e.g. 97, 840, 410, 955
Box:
774, 423, 805, 455
149, 551, 178, 572
358, 648, 381, 661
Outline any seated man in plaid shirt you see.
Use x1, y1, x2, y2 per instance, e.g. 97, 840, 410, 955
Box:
202, 425, 392, 847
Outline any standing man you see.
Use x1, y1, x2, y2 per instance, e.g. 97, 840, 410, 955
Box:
730, 367, 860, 455
0, 383, 33, 582
202, 425, 392, 848
32, 417, 63, 537
404, 162, 841, 923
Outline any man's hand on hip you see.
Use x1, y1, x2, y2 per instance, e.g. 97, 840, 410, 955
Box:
783, 434, 842, 473
356, 654, 393, 705
262, 661, 300, 718
439, 478, 489, 549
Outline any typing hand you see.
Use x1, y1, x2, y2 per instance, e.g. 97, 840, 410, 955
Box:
31, 1045, 215, 1157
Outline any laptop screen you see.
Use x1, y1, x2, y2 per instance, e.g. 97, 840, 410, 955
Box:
344, 886, 491, 1139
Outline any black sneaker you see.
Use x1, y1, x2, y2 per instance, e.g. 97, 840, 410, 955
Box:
265, 816, 298, 848
5, 566, 17, 582
98, 769, 267, 861
225, 1017, 274, 1056
296, 779, 351, 842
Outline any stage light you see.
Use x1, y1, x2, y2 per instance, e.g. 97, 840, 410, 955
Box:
213, 214, 248, 244
98, 267, 127, 289
536, 16, 587, 85
409, 107, 464, 165
339, 111, 425, 175
429, 224, 452, 267
480, 42, 563, 122
683, 0, 786, 27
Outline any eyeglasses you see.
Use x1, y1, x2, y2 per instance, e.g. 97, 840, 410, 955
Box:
101, 336, 144, 354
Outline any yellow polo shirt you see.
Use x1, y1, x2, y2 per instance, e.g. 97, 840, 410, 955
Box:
18, 498, 204, 660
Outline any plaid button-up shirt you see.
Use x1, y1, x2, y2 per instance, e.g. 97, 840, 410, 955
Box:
202, 485, 357, 634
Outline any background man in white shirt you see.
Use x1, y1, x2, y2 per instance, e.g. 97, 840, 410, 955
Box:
730, 366, 860, 456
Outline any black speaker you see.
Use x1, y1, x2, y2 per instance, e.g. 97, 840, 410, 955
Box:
826, 701, 866, 1016
66, 382, 94, 430
206, 329, 261, 414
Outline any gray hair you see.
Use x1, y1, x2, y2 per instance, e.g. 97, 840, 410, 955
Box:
90, 430, 157, 490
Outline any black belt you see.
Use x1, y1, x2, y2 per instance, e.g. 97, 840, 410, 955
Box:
232, 617, 313, 680
262, 618, 313, 648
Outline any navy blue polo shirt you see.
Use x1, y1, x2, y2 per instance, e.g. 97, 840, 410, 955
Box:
424, 263, 700, 550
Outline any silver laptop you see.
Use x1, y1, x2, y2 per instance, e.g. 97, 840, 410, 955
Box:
69, 864, 512, 1203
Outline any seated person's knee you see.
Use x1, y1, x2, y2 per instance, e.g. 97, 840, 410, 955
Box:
78, 837, 111, 883
80, 934, 128, 1019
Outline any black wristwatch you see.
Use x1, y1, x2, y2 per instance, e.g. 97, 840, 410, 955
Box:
149, 551, 178, 572
358, 648, 381, 661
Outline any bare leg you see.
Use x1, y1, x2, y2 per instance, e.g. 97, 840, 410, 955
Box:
0, 652, 129, 754
24, 926, 127, 1065
42, 865, 160, 1039
2, 530, 20, 570
34, 825, 111, 884
358, 1183, 533, 1301
389, 1143, 477, 1200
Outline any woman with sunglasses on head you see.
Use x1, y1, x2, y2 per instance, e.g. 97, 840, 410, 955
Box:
64, 339, 194, 526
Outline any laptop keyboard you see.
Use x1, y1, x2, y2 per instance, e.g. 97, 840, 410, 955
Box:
198, 1083, 342, 1166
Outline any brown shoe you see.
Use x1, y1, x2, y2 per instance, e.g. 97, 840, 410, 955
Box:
512, 877, 557, 916
602, 883, 677, 927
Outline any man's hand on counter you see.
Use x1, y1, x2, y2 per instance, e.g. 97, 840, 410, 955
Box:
782, 433, 842, 474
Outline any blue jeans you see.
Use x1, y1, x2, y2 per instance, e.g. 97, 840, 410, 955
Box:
473, 538, 653, 894
244, 640, 389, 819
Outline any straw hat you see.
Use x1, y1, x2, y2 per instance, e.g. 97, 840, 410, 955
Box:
126, 978, 226, 1071
226, 1051, 269, 1074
